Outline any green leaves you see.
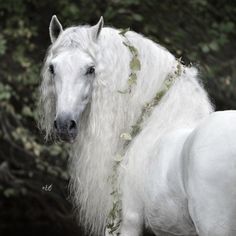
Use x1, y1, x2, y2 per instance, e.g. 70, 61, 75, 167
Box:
0, 34, 7, 56
123, 42, 138, 57
128, 73, 137, 86
114, 154, 123, 162
0, 83, 11, 101
117, 89, 129, 94
119, 27, 130, 36
3, 188, 15, 198
120, 132, 132, 141
201, 41, 219, 53
118, 31, 141, 94
130, 57, 141, 71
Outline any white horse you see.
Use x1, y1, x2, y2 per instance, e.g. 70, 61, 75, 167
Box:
39, 16, 236, 236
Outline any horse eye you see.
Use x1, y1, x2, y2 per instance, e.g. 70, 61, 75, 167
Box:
86, 66, 95, 75
49, 64, 55, 75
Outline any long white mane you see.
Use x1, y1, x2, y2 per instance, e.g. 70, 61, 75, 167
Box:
39, 24, 213, 235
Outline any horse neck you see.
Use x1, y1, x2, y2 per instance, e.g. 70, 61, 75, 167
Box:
162, 68, 212, 126
70, 28, 177, 191
141, 67, 214, 147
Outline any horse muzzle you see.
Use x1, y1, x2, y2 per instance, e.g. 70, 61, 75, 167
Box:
54, 113, 78, 143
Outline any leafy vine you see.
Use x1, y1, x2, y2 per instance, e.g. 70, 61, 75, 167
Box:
118, 28, 141, 94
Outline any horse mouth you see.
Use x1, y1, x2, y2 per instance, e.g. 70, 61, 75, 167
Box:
56, 131, 77, 143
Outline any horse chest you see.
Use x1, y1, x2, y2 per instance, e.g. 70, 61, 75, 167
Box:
146, 188, 196, 236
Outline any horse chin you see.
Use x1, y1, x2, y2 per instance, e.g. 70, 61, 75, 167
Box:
57, 132, 78, 143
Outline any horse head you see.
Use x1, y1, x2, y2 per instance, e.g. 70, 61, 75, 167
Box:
39, 16, 104, 142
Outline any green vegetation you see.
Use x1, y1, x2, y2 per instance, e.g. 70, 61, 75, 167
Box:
0, 1, 235, 235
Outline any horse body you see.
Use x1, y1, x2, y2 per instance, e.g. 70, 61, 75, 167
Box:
121, 128, 196, 236
39, 16, 236, 236
121, 111, 236, 236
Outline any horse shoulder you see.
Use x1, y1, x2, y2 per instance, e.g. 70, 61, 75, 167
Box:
143, 129, 196, 235
184, 110, 236, 235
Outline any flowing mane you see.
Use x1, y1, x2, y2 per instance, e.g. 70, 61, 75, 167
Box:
39, 24, 213, 235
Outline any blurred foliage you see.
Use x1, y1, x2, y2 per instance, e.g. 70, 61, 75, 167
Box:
0, 0, 235, 235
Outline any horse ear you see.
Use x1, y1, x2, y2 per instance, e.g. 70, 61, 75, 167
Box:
90, 16, 104, 41
49, 15, 63, 43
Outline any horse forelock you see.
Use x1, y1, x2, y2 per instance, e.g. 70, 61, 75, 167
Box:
51, 26, 98, 55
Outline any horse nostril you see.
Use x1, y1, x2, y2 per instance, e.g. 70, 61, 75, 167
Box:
69, 120, 77, 131
54, 120, 58, 130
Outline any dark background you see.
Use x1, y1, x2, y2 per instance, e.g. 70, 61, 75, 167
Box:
0, 0, 235, 235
